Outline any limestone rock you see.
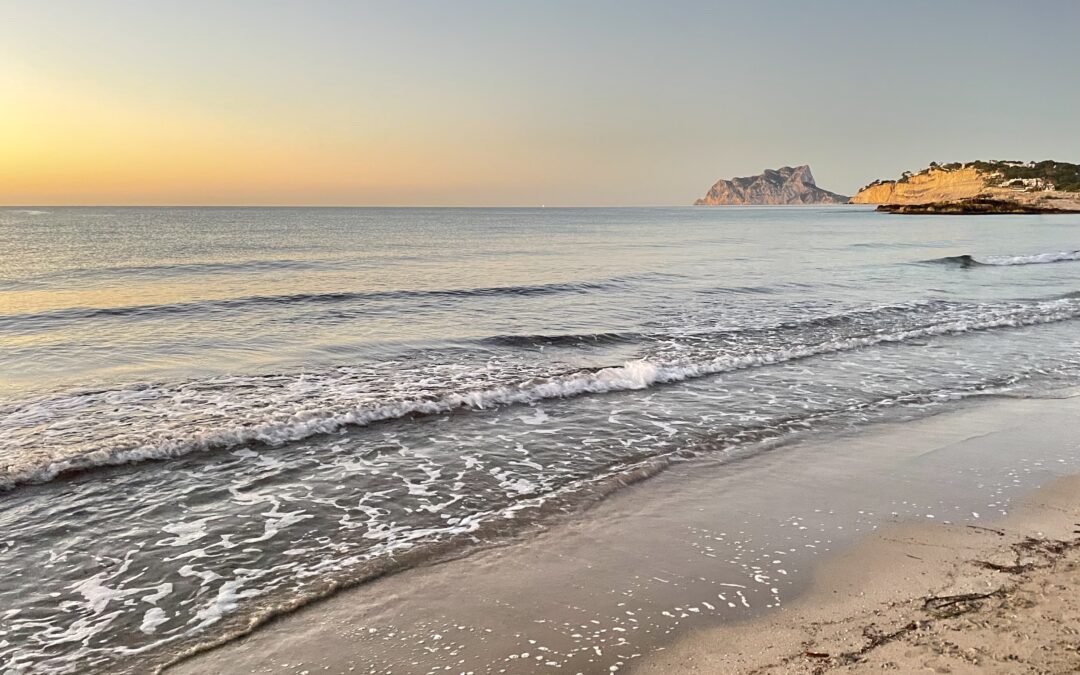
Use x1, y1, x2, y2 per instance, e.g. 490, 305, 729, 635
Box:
694, 165, 848, 206
851, 166, 987, 204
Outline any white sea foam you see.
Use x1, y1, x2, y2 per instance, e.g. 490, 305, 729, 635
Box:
3, 298, 1080, 491
979, 251, 1080, 265
141, 583, 173, 605
139, 608, 168, 634
158, 518, 217, 547
192, 577, 248, 629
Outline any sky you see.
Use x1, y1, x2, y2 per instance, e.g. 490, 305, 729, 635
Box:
2, 0, 1079, 206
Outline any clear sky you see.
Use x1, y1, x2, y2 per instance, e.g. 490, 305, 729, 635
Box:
2, 0, 1078, 206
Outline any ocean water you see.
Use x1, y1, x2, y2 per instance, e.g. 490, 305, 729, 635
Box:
3, 205, 1080, 673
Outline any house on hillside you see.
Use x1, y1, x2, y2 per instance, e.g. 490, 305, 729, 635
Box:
1004, 177, 1054, 192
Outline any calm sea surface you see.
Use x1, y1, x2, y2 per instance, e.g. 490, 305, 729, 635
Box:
3, 206, 1080, 672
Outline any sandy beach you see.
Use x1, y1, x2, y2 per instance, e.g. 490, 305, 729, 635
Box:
637, 475, 1080, 674
7, 6, 1080, 674
11, 208, 1080, 675
163, 393, 1080, 674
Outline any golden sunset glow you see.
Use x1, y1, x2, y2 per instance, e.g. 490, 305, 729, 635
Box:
2, 2, 1078, 205
1, 64, 528, 205
5, 4, 1080, 674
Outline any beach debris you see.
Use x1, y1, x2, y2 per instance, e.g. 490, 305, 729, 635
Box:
972, 535, 1076, 575
923, 590, 1005, 618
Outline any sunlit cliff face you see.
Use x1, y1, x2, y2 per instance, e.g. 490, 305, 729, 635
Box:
850, 167, 988, 205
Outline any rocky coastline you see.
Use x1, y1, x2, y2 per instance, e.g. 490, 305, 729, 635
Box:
854, 160, 1080, 215
877, 197, 1080, 215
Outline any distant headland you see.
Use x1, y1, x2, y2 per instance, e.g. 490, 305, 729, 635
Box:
852, 160, 1080, 214
694, 160, 1080, 213
694, 165, 848, 206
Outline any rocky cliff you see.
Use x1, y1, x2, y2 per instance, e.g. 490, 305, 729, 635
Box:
852, 161, 1080, 213
851, 166, 986, 204
694, 165, 848, 205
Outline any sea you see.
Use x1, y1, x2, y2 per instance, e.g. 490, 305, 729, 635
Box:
3, 205, 1080, 673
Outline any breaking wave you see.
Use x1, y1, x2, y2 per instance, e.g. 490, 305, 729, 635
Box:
925, 251, 1080, 267
141, 380, 1021, 675
5, 296, 1080, 491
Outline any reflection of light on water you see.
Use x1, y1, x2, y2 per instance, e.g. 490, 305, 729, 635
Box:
5, 207, 1080, 672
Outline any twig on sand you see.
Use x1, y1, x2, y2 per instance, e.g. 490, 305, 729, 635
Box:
859, 622, 920, 652
923, 590, 1005, 617
973, 560, 1034, 574
821, 621, 922, 667
798, 535, 1080, 672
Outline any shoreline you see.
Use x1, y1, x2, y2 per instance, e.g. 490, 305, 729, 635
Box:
876, 197, 1080, 215
165, 394, 1080, 675
872, 187, 1080, 215
636, 473, 1080, 674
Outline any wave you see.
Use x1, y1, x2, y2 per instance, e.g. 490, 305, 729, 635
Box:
30, 258, 339, 283
694, 284, 780, 295
481, 331, 641, 348
766, 299, 956, 331
925, 254, 983, 268
0, 279, 628, 330
980, 251, 1080, 266
138, 380, 1025, 675
925, 251, 1080, 267
5, 296, 1080, 491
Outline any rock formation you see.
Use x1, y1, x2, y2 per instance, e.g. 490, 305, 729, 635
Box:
876, 198, 1080, 215
851, 166, 986, 204
852, 161, 1080, 214
694, 165, 848, 205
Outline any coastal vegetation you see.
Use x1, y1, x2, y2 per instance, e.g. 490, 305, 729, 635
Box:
965, 160, 1080, 192
851, 159, 1080, 214
864, 160, 1080, 193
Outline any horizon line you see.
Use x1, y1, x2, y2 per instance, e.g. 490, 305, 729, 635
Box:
2, 203, 865, 209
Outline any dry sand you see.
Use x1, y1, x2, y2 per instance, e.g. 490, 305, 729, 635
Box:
636, 475, 1080, 674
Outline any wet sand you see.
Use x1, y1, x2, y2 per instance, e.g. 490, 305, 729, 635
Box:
636, 474, 1080, 674
165, 394, 1080, 674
